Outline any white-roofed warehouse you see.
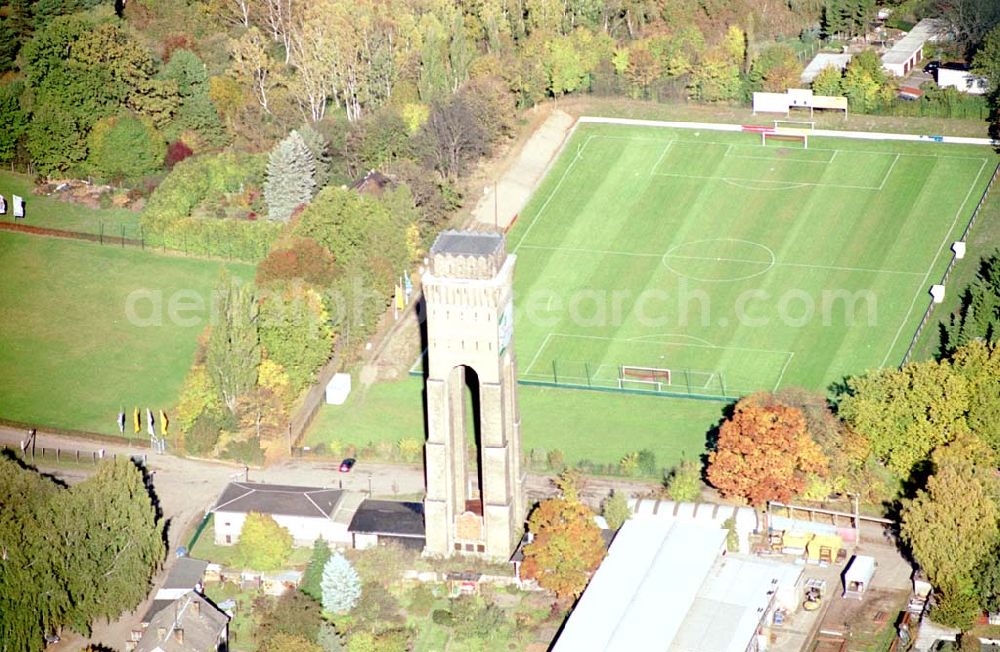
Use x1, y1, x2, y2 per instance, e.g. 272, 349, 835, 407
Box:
553, 518, 803, 652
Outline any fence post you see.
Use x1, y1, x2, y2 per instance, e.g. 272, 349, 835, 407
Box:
99, 221, 104, 245
121, 224, 125, 247
56, 448, 60, 463
552, 360, 558, 385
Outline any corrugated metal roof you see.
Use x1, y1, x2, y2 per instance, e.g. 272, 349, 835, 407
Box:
553, 519, 726, 652
670, 556, 802, 652
882, 18, 949, 66
802, 53, 852, 83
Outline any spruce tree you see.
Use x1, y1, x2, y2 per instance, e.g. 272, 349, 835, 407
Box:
320, 552, 362, 614
264, 130, 316, 223
297, 124, 331, 191
945, 251, 1000, 354
302, 539, 332, 600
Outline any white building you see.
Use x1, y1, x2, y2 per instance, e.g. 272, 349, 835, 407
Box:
937, 64, 989, 95
881, 18, 949, 77
553, 518, 802, 652
211, 482, 362, 548
801, 53, 852, 85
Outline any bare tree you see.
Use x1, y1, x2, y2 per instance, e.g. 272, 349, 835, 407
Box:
419, 97, 488, 180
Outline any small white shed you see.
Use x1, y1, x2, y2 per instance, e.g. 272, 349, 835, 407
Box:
843, 555, 877, 599
325, 372, 352, 405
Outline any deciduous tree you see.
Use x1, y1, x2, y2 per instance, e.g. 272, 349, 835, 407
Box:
706, 394, 827, 505
207, 276, 261, 414
256, 589, 324, 643
85, 113, 166, 182
902, 434, 1000, 628
235, 512, 293, 570
601, 490, 631, 531
950, 340, 1000, 453
521, 474, 606, 599
258, 283, 334, 393
810, 64, 844, 96
665, 459, 702, 502
259, 633, 323, 652
838, 360, 969, 478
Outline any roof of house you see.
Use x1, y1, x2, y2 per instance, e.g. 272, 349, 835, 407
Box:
349, 170, 393, 195
348, 499, 425, 537
212, 482, 343, 519
142, 558, 210, 623
136, 591, 228, 652
164, 558, 209, 590
882, 18, 949, 67
801, 53, 852, 83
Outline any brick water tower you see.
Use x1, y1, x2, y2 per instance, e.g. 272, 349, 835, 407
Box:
422, 231, 525, 560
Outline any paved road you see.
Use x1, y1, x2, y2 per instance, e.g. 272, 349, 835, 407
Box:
1, 426, 658, 649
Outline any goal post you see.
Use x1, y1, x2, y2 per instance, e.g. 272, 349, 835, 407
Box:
762, 130, 809, 149
773, 119, 815, 130
618, 365, 672, 391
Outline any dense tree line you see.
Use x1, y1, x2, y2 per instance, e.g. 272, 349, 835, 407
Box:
0, 455, 164, 651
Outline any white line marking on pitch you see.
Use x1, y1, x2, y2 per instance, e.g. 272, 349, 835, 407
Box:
517, 244, 925, 276
773, 352, 795, 391
511, 135, 594, 253
524, 332, 553, 376
878, 153, 901, 191
654, 170, 881, 191
650, 140, 674, 175
584, 133, 990, 162
879, 156, 991, 368
549, 332, 795, 356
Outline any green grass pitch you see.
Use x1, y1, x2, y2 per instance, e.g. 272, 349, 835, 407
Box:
0, 232, 253, 436
508, 122, 998, 397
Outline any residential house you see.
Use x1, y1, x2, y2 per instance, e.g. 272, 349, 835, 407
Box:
134, 591, 228, 652
211, 482, 358, 548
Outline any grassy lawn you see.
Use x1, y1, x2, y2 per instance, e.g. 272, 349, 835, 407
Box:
910, 164, 1000, 361
202, 581, 258, 652
0, 231, 253, 436
188, 515, 313, 568
508, 122, 997, 397
0, 171, 141, 237
306, 376, 726, 471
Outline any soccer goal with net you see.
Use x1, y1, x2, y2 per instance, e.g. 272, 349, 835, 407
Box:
762, 130, 809, 149
618, 365, 672, 391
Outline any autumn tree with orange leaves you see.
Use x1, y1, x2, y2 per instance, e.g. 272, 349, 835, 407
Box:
520, 471, 606, 600
707, 394, 828, 506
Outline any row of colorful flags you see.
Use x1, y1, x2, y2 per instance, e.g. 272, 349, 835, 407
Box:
118, 408, 168, 453
118, 408, 168, 437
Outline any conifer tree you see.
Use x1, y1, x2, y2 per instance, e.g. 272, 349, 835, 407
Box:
265, 130, 316, 223
320, 552, 362, 614
298, 123, 331, 191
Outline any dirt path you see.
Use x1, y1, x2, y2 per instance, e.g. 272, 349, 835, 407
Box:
469, 109, 576, 230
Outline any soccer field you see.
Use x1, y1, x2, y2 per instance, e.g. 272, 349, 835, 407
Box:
509, 122, 998, 397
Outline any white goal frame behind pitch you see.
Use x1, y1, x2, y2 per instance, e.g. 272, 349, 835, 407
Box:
762, 131, 809, 149
773, 119, 815, 130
